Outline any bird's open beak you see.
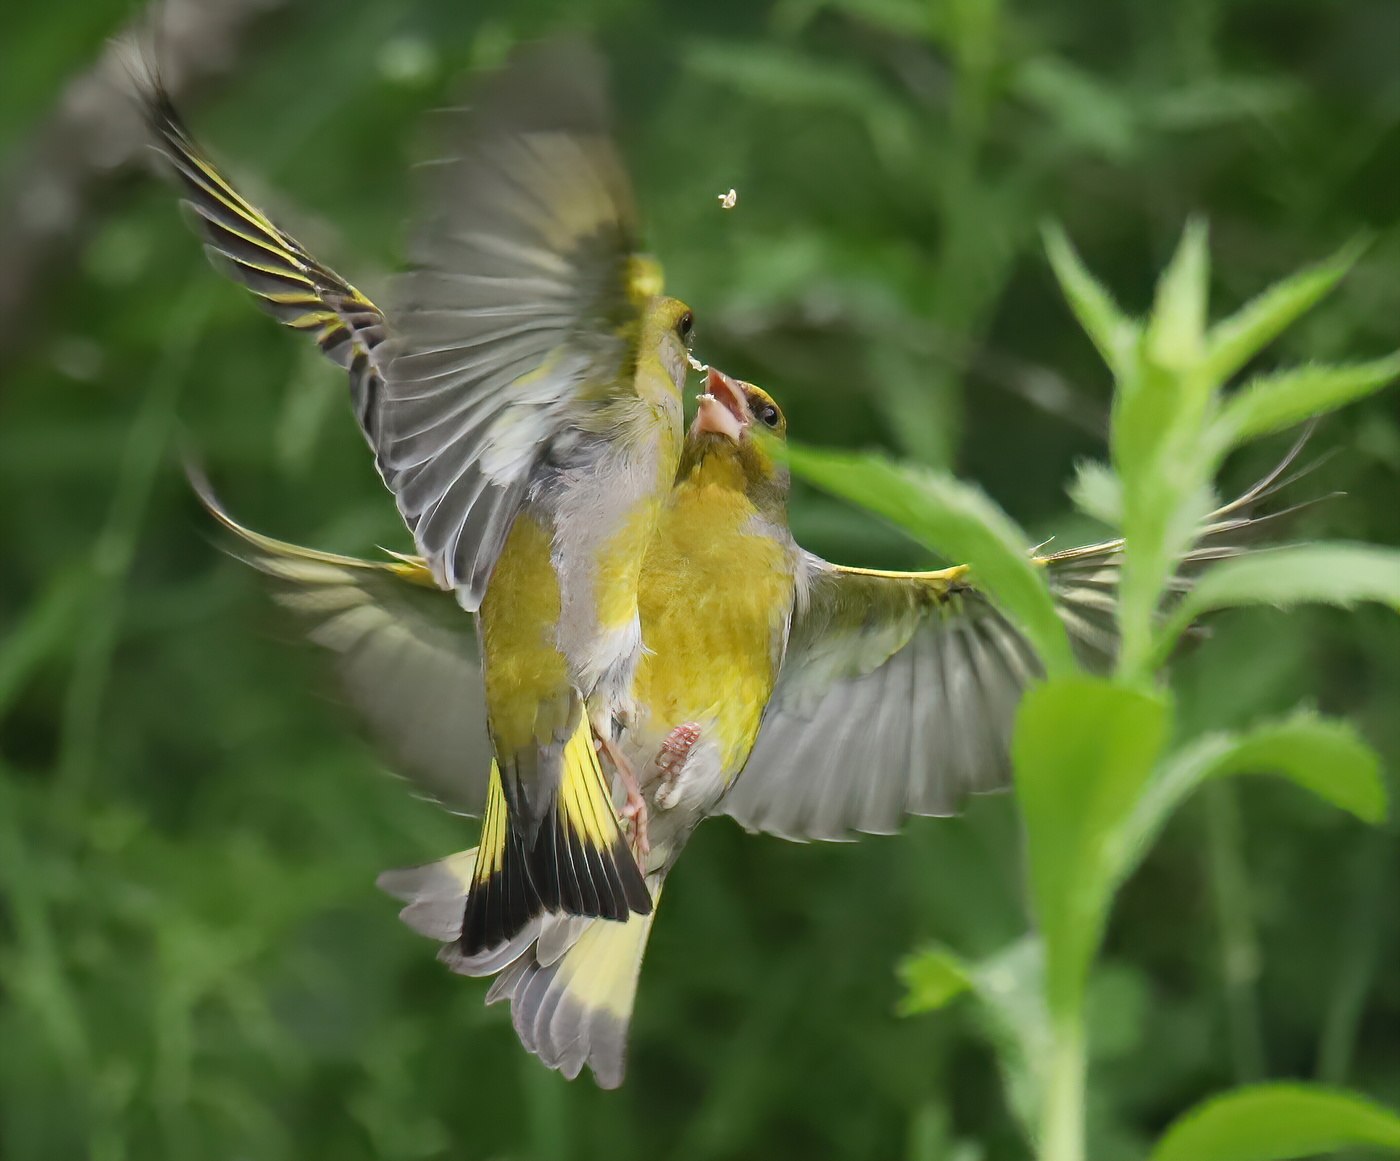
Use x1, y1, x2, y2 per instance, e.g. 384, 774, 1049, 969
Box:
694, 367, 748, 442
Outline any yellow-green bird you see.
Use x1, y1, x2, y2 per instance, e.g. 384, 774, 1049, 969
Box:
141, 42, 695, 953
191, 367, 1289, 1087
370, 41, 696, 952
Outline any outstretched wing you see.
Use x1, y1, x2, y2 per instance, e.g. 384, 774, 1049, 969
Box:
715, 555, 1055, 842
718, 443, 1313, 843
141, 81, 387, 444
193, 480, 490, 815
374, 40, 661, 609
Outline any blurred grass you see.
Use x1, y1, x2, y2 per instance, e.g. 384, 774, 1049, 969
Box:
0, 0, 1396, 1158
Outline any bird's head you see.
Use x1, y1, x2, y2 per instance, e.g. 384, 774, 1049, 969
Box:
680, 367, 789, 520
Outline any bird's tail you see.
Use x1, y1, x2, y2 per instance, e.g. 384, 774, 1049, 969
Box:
485, 881, 663, 1089
457, 759, 545, 959
448, 714, 650, 957
520, 718, 653, 926
379, 850, 662, 1088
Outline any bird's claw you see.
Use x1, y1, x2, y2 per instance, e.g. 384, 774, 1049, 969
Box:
596, 730, 651, 859
621, 790, 650, 857
653, 722, 701, 812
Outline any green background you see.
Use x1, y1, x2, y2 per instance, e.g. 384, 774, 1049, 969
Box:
1, 1, 1396, 1158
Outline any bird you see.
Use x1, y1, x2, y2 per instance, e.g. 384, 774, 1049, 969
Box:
189, 365, 1300, 1087
139, 41, 696, 955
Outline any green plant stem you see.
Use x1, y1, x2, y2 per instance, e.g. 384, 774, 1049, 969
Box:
1040, 1020, 1086, 1161
1204, 781, 1267, 1081
1316, 834, 1393, 1083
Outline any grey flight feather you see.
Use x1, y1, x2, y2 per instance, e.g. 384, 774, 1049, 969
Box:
375, 40, 650, 610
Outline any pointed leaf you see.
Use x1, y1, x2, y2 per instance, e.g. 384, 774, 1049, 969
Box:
785, 443, 1077, 675
1203, 237, 1370, 386
1147, 218, 1210, 372
1015, 677, 1169, 1017
1069, 460, 1122, 527
897, 946, 973, 1015
1154, 543, 1400, 662
1214, 354, 1400, 449
1112, 713, 1387, 886
1043, 223, 1139, 376
1151, 1084, 1400, 1161
901, 936, 1051, 1137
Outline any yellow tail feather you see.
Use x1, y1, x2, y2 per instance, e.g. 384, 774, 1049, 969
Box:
487, 881, 663, 1089
459, 716, 650, 956
460, 761, 541, 955
528, 716, 652, 924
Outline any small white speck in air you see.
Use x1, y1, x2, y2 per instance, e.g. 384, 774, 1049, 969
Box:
717, 188, 738, 210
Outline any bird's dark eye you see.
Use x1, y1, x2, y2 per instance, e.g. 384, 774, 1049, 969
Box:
756, 402, 780, 428
676, 311, 694, 341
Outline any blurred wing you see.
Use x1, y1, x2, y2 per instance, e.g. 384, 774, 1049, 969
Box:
141, 83, 387, 444
375, 40, 659, 608
194, 481, 489, 815
717, 556, 1044, 841
719, 446, 1308, 842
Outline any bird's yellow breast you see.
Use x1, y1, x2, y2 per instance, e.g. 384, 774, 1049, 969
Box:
632, 452, 793, 776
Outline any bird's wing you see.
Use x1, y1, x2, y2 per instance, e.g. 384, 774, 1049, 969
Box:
141, 83, 387, 444
716, 441, 1313, 844
714, 554, 1060, 842
373, 40, 662, 608
193, 480, 490, 816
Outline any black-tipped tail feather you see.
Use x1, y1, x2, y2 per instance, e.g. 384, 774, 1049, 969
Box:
459, 761, 544, 957
455, 719, 650, 957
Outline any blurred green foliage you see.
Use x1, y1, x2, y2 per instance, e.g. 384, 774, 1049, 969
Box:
1, 1, 1397, 1159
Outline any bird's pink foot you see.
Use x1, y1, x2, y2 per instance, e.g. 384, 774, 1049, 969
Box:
596, 731, 650, 857
654, 722, 702, 811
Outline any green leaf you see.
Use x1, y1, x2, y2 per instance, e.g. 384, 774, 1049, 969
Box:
897, 946, 973, 1014
785, 444, 1077, 675
900, 936, 1051, 1138
1147, 218, 1211, 373
1213, 354, 1400, 450
1068, 460, 1122, 527
1151, 1084, 1400, 1161
1203, 236, 1370, 387
1112, 713, 1387, 886
1154, 543, 1400, 664
1014, 677, 1169, 1018
1015, 58, 1137, 161
1043, 223, 1139, 376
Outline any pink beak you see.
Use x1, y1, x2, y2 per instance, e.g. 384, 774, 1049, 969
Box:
694, 367, 748, 442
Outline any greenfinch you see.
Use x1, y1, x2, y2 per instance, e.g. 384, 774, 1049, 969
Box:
143, 43, 695, 954
191, 367, 1292, 1086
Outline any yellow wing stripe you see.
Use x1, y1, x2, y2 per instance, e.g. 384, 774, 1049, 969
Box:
177, 145, 285, 234
836, 563, 970, 587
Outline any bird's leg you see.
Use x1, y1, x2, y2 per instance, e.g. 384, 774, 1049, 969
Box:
595, 731, 650, 857
653, 722, 702, 811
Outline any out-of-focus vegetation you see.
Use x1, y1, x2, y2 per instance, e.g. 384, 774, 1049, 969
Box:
0, 2, 1396, 1159
789, 224, 1400, 1160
